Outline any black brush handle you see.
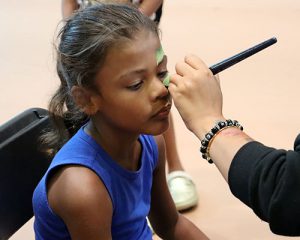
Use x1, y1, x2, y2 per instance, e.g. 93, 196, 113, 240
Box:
209, 37, 277, 75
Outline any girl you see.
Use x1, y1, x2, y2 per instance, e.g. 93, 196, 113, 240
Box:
61, 0, 199, 212
33, 4, 208, 240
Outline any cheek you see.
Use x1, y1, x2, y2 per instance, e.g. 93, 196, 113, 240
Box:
122, 100, 151, 117
116, 93, 150, 111
105, 98, 143, 116
103, 92, 153, 121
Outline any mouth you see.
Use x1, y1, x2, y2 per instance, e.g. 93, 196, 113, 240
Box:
152, 103, 172, 119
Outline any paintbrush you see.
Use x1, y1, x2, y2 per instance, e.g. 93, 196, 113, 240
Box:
163, 37, 277, 87
209, 37, 277, 75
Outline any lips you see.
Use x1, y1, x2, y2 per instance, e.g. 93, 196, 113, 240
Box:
153, 103, 172, 118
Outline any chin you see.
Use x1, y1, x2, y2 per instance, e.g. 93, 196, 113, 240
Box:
148, 121, 170, 136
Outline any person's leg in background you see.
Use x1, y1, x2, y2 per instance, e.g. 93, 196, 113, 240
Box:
164, 114, 198, 211
153, 2, 198, 211
164, 115, 184, 172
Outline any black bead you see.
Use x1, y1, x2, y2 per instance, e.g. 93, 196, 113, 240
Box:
205, 132, 213, 140
226, 119, 233, 126
211, 126, 219, 134
208, 159, 214, 164
201, 139, 209, 147
218, 121, 226, 129
202, 154, 207, 159
200, 146, 207, 153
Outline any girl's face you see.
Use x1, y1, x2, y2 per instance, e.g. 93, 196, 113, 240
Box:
93, 30, 171, 136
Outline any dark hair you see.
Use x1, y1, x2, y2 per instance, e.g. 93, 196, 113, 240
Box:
42, 3, 159, 156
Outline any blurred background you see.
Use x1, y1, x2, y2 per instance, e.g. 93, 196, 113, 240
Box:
1, 0, 300, 239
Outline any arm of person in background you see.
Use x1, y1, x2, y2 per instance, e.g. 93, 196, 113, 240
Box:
62, 0, 79, 19
168, 54, 300, 236
149, 135, 208, 239
137, 0, 163, 17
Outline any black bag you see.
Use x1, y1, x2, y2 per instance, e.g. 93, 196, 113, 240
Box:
0, 108, 52, 240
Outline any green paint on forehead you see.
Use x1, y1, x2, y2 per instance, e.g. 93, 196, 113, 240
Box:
156, 46, 169, 87
156, 46, 164, 64
163, 74, 170, 87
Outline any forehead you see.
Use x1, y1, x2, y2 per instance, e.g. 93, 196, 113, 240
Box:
96, 30, 161, 79
109, 30, 160, 63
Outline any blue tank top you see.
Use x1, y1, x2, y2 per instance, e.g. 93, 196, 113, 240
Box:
32, 126, 158, 240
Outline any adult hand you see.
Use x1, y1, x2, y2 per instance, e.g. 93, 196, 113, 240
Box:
169, 55, 225, 139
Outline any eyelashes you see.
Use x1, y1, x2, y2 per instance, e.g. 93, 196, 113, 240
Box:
157, 70, 168, 80
127, 81, 143, 91
126, 70, 169, 91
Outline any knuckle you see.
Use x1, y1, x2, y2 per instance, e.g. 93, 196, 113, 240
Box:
184, 54, 193, 62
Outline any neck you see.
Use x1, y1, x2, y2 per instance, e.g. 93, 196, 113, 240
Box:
84, 119, 141, 171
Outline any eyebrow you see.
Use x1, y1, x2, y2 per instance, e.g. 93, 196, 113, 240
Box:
119, 56, 167, 80
119, 69, 146, 80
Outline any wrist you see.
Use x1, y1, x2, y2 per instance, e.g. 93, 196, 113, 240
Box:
190, 116, 226, 140
199, 119, 244, 164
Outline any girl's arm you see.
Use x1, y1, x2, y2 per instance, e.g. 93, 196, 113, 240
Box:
149, 135, 209, 239
47, 165, 113, 239
62, 0, 79, 19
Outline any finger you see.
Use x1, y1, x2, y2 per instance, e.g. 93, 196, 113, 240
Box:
169, 73, 183, 87
184, 54, 210, 72
215, 74, 220, 84
167, 82, 176, 96
174, 60, 196, 77
169, 73, 185, 97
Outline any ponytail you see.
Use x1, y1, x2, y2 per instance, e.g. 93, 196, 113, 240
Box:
40, 62, 88, 156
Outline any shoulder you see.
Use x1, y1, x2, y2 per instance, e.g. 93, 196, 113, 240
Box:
52, 128, 99, 164
47, 165, 113, 236
48, 165, 112, 212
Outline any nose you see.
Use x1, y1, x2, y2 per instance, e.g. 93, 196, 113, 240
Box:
151, 76, 170, 101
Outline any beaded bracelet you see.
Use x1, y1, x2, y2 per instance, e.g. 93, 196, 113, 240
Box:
200, 119, 243, 164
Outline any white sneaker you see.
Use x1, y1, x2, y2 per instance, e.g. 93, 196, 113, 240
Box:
167, 171, 198, 211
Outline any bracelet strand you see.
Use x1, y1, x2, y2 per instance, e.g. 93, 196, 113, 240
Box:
200, 119, 243, 164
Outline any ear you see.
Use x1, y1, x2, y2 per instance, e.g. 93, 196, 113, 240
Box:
71, 86, 100, 115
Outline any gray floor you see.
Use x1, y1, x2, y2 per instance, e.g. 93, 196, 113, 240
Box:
2, 1, 300, 239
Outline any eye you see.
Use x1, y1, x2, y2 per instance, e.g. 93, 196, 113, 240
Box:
127, 81, 143, 91
157, 71, 169, 80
